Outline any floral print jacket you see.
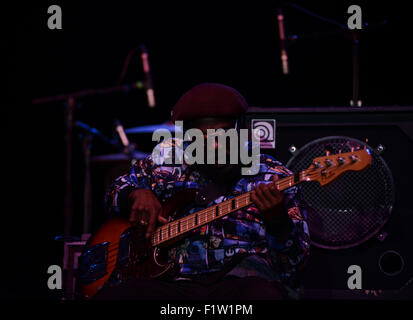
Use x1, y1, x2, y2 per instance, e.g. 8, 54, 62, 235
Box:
105, 139, 310, 298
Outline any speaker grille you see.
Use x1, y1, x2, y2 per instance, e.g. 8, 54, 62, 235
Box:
286, 136, 395, 249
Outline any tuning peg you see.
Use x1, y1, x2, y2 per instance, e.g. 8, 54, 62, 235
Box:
288, 145, 297, 154
324, 145, 334, 156
376, 144, 385, 154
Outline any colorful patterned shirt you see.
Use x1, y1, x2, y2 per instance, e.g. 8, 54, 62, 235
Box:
105, 139, 310, 299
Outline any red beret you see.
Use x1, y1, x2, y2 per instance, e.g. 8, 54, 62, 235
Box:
171, 83, 248, 122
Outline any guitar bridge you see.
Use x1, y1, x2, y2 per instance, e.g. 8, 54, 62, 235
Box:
78, 242, 110, 284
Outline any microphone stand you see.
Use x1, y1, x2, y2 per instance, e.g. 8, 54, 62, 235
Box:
350, 32, 361, 107
64, 97, 75, 236
82, 133, 92, 235
32, 82, 141, 236
75, 121, 116, 235
282, 2, 385, 107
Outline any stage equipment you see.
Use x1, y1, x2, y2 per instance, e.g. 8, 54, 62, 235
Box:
245, 105, 413, 297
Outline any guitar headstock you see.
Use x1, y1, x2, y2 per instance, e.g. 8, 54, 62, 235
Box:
304, 147, 372, 186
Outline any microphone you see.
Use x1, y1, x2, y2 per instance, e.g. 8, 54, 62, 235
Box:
139, 44, 156, 107
277, 8, 289, 74
114, 120, 130, 150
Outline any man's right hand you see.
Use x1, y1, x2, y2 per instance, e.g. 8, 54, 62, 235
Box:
128, 189, 168, 239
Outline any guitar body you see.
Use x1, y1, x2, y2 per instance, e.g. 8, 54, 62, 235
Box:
78, 188, 198, 299
78, 147, 372, 299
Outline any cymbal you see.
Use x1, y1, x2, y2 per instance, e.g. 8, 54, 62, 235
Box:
125, 122, 181, 134
91, 151, 149, 164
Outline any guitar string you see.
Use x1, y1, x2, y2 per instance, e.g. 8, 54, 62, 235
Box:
82, 156, 365, 275
152, 168, 320, 244
103, 170, 316, 251
100, 158, 357, 251
102, 169, 364, 275
152, 158, 359, 244
107, 254, 118, 261
102, 169, 321, 250
107, 246, 120, 254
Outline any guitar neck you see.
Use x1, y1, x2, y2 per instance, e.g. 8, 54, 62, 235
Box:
151, 170, 308, 246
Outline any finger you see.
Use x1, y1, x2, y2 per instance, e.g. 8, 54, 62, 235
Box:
145, 205, 161, 239
257, 184, 272, 208
261, 183, 276, 200
132, 200, 145, 211
129, 209, 139, 223
158, 215, 168, 224
130, 202, 145, 221
269, 185, 283, 199
272, 175, 281, 190
251, 190, 265, 211
254, 185, 271, 209
262, 184, 283, 208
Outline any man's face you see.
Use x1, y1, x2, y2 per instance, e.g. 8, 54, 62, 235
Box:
186, 117, 241, 179
191, 118, 235, 163
194, 118, 236, 134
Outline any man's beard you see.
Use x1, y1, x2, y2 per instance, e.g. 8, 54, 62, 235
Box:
195, 163, 241, 184
191, 144, 242, 184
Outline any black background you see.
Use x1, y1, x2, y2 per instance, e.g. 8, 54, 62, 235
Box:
6, 1, 413, 299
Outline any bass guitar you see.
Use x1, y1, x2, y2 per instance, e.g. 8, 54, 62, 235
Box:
78, 148, 372, 298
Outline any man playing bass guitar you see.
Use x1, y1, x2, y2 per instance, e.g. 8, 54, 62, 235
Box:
95, 83, 311, 300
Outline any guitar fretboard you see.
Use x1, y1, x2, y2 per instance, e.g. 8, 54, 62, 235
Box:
151, 170, 308, 246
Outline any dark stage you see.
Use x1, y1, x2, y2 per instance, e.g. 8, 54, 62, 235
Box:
6, 1, 413, 304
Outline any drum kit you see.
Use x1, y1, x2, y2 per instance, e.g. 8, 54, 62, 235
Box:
88, 122, 177, 163
80, 121, 175, 233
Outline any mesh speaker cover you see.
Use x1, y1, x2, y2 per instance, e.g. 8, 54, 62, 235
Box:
286, 136, 395, 250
